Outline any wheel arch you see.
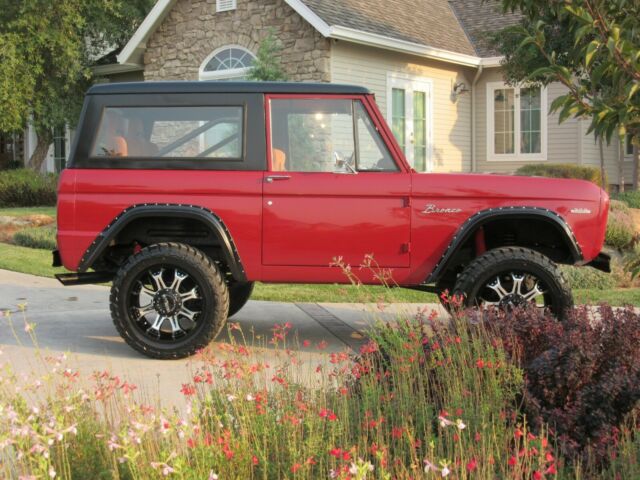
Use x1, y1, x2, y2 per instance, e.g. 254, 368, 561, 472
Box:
78, 204, 247, 282
426, 207, 583, 285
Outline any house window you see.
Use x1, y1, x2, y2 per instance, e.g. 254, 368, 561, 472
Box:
216, 0, 237, 13
626, 133, 635, 158
200, 46, 255, 81
487, 83, 547, 161
53, 127, 66, 172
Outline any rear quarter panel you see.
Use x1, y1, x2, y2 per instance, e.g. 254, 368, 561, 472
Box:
57, 169, 263, 279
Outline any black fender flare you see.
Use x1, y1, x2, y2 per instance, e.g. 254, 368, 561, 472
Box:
77, 203, 247, 282
426, 206, 583, 284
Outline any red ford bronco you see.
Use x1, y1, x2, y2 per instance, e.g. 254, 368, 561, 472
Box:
54, 82, 610, 359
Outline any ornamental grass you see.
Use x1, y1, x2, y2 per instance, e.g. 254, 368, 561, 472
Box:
1, 302, 638, 479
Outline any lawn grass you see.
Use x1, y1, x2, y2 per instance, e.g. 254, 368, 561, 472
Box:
0, 206, 56, 217
0, 242, 68, 277
1, 241, 639, 306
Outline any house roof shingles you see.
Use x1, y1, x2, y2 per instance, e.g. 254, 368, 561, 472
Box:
448, 0, 523, 56
299, 0, 477, 56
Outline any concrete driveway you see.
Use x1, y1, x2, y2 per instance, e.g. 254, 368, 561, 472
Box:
0, 269, 442, 407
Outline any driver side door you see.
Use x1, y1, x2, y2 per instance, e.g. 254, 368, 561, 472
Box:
262, 95, 411, 269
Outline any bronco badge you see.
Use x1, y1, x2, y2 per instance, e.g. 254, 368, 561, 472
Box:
421, 204, 462, 214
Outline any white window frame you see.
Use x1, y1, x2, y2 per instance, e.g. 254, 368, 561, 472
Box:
386, 72, 434, 172
486, 82, 548, 162
216, 0, 237, 13
624, 134, 635, 162
199, 45, 255, 81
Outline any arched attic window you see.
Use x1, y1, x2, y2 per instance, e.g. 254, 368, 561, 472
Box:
199, 46, 256, 81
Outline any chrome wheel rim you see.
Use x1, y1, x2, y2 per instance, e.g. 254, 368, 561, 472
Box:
478, 271, 548, 308
128, 266, 204, 341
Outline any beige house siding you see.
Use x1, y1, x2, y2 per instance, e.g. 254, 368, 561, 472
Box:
581, 123, 634, 186
331, 42, 473, 173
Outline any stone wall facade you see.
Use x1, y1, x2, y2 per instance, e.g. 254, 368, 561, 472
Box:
144, 0, 331, 82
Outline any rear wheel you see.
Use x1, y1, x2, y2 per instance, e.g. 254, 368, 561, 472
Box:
110, 242, 229, 359
228, 281, 254, 317
452, 247, 573, 318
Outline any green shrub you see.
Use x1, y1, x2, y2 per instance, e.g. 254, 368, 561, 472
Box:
610, 198, 631, 212
560, 265, 617, 290
0, 169, 58, 207
13, 225, 57, 250
606, 207, 636, 249
615, 190, 640, 209
515, 163, 606, 188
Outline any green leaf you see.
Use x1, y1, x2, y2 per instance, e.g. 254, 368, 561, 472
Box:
585, 40, 600, 68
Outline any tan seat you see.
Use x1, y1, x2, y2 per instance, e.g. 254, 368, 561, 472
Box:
273, 148, 287, 171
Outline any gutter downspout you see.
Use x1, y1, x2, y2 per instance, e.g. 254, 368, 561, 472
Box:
471, 65, 483, 173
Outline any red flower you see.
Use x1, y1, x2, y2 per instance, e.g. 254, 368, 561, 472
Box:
545, 452, 554, 463
392, 427, 403, 439
508, 456, 518, 467
291, 463, 302, 473
187, 438, 196, 449
303, 340, 311, 347
476, 359, 485, 368
474, 432, 482, 442
180, 384, 196, 397
329, 448, 342, 458
319, 409, 337, 421
514, 428, 524, 438
532, 471, 543, 480
466, 458, 478, 472
545, 464, 557, 475
252, 455, 259, 466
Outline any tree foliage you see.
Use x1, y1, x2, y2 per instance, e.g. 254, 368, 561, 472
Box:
0, 0, 153, 170
493, 0, 639, 149
247, 31, 288, 82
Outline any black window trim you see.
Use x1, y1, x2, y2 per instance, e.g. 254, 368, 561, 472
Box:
69, 92, 266, 171
89, 105, 246, 163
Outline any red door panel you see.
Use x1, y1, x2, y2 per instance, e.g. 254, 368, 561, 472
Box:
262, 172, 411, 267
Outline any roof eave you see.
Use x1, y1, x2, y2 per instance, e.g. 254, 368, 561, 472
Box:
284, 0, 502, 68
117, 0, 177, 66
118, 0, 505, 70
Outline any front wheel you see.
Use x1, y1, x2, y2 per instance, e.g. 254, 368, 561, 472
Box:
452, 247, 573, 318
110, 242, 229, 359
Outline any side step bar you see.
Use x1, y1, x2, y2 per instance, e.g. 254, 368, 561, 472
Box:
55, 271, 115, 286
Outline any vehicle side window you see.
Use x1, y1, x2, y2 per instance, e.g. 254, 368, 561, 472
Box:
270, 98, 398, 173
354, 102, 397, 172
91, 106, 243, 159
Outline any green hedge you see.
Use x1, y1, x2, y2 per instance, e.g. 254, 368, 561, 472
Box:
515, 163, 606, 188
12, 225, 57, 250
560, 265, 618, 290
0, 169, 58, 207
615, 190, 640, 209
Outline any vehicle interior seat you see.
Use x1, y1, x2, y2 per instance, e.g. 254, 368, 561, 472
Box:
273, 148, 287, 171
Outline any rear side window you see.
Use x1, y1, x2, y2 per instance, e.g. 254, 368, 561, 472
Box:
91, 106, 243, 159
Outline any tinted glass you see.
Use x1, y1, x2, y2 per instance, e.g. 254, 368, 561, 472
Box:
270, 99, 397, 173
91, 106, 243, 159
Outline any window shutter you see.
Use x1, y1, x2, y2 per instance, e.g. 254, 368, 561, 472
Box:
216, 0, 237, 12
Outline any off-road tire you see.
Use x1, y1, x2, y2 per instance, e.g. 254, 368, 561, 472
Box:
110, 242, 229, 359
228, 281, 254, 317
453, 247, 573, 318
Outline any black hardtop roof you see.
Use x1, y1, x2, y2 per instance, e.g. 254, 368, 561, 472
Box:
88, 81, 371, 96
